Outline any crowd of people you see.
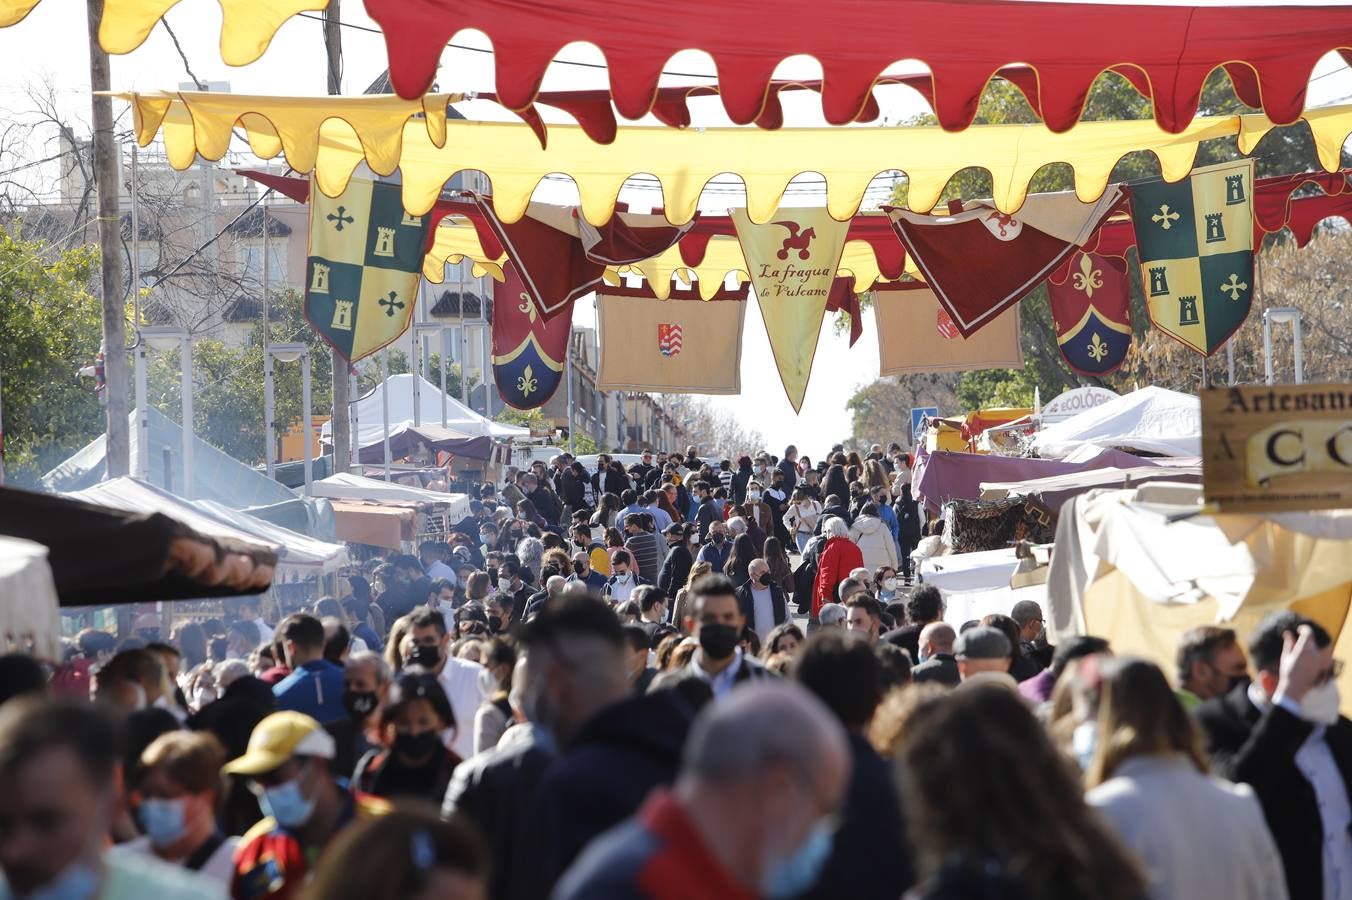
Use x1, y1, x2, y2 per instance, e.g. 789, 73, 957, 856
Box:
0, 442, 1345, 900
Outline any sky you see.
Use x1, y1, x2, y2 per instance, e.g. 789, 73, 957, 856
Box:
2, 0, 1351, 459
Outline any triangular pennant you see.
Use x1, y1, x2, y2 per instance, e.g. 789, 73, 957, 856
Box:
732, 208, 849, 412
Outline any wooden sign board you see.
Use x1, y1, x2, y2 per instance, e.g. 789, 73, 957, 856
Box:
1201, 385, 1352, 513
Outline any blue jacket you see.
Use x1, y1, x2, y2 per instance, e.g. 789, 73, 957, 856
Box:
877, 503, 901, 550
273, 659, 346, 725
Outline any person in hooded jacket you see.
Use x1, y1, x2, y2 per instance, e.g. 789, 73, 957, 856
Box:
895, 483, 923, 582
820, 464, 851, 509
850, 502, 900, 574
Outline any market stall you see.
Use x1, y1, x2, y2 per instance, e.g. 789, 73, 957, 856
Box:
0, 536, 62, 659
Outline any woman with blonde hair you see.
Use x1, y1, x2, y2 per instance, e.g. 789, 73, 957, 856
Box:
1085, 658, 1287, 900
671, 560, 713, 630
895, 683, 1147, 900
385, 614, 413, 672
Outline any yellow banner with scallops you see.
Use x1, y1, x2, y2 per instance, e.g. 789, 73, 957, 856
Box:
1201, 385, 1352, 512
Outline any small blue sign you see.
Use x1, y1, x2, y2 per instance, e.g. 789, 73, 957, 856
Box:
910, 406, 939, 444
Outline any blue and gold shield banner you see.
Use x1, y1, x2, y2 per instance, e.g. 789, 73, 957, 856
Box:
1047, 251, 1133, 376
1128, 159, 1255, 357
304, 175, 431, 363
491, 261, 568, 409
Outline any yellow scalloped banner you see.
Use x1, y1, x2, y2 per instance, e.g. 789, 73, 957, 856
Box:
423, 222, 918, 299
120, 91, 1352, 225
0, 0, 327, 60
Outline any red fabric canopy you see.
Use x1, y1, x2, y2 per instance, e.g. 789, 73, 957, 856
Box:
366, 0, 1351, 133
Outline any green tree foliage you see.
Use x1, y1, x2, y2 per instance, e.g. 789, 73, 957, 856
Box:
0, 227, 104, 485
849, 68, 1349, 432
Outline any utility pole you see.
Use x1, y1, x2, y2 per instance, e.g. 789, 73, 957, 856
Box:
324, 0, 351, 474
88, 0, 129, 476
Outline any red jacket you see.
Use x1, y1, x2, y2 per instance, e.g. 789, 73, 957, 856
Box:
813, 536, 864, 618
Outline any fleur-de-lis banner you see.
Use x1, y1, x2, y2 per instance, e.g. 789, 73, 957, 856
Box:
1128, 159, 1255, 356
491, 261, 568, 409
304, 174, 432, 362
1046, 251, 1133, 376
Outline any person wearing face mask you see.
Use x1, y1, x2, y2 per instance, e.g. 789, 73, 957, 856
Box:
691, 481, 721, 543
1085, 658, 1288, 900
683, 574, 772, 700
1174, 625, 1250, 711
0, 701, 226, 900
324, 652, 390, 781
656, 523, 693, 600
404, 608, 486, 762
1196, 612, 1352, 900
114, 732, 239, 887
226, 711, 390, 900
555, 681, 850, 900
471, 638, 517, 755
741, 481, 774, 540
353, 674, 460, 804
567, 551, 608, 592
604, 550, 650, 605
695, 520, 732, 572
736, 559, 789, 644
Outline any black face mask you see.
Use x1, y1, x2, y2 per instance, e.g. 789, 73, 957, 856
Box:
698, 623, 740, 660
344, 690, 378, 719
573, 561, 586, 576
710, 532, 726, 545
410, 644, 442, 669
487, 617, 504, 635
757, 573, 772, 587
394, 730, 443, 760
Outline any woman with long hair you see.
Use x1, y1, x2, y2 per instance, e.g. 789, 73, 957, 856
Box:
1085, 658, 1287, 900
821, 464, 850, 506
590, 493, 622, 530
672, 560, 713, 629
722, 532, 757, 588
895, 683, 1147, 900
863, 458, 890, 498
760, 622, 804, 660
762, 536, 795, 597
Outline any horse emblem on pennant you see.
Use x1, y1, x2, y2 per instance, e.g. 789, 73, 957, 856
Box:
658, 323, 683, 356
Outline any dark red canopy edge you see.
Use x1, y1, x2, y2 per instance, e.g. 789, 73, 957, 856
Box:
365, 0, 1348, 133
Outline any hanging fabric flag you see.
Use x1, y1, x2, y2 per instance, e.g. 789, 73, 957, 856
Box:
1129, 159, 1255, 356
732, 208, 850, 412
873, 283, 1022, 375
470, 196, 691, 319
885, 188, 1122, 338
304, 174, 432, 362
1046, 251, 1133, 377
595, 289, 747, 394
491, 260, 570, 410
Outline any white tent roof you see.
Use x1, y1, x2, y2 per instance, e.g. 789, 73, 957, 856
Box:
69, 478, 345, 571
0, 536, 61, 660
1032, 386, 1201, 459
310, 473, 472, 519
321, 373, 529, 445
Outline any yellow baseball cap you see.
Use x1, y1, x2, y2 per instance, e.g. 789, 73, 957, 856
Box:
222, 711, 335, 776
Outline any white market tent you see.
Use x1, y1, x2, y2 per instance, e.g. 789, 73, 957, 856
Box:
69, 478, 346, 574
1032, 386, 1201, 459
0, 536, 61, 660
321, 373, 529, 447
919, 547, 1048, 628
310, 473, 473, 520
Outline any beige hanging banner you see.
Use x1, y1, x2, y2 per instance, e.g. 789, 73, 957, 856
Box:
732, 208, 850, 412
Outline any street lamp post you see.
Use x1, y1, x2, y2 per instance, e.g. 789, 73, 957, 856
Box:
264, 343, 315, 495
1262, 307, 1304, 385
133, 326, 193, 496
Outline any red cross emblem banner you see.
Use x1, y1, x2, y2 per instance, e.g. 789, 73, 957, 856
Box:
491, 261, 570, 410
1046, 251, 1133, 377
304, 175, 433, 363
596, 291, 746, 394
885, 188, 1122, 339
732, 208, 850, 412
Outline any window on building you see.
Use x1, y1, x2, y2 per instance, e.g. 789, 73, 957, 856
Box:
242, 240, 287, 289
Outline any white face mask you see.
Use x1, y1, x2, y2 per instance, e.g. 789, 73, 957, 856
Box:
883, 578, 898, 592
1302, 681, 1342, 726
748, 492, 761, 502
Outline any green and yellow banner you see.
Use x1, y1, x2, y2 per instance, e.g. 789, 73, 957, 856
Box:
1129, 159, 1255, 357
304, 175, 431, 363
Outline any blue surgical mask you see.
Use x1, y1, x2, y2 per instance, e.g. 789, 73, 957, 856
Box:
138, 797, 188, 847
762, 818, 835, 899
23, 862, 100, 900
260, 768, 317, 829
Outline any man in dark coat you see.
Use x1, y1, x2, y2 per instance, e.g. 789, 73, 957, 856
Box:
895, 483, 923, 582
735, 560, 789, 638
910, 622, 960, 687
795, 630, 914, 899
1196, 611, 1352, 900
656, 523, 693, 599
513, 595, 695, 896
813, 494, 854, 535
777, 444, 800, 494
